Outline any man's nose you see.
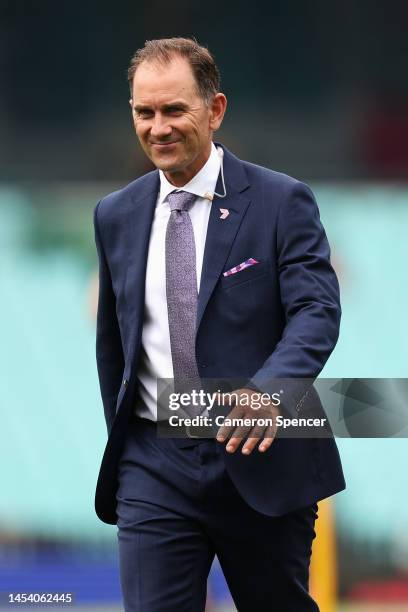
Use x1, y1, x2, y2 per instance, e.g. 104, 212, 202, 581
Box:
150, 114, 172, 139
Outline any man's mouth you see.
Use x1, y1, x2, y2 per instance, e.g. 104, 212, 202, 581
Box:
150, 141, 180, 147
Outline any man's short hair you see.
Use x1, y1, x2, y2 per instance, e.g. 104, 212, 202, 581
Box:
127, 37, 221, 105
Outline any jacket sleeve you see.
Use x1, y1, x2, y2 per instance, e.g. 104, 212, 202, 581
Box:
248, 181, 341, 417
94, 201, 125, 433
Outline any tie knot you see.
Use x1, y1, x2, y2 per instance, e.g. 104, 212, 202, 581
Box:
167, 190, 196, 213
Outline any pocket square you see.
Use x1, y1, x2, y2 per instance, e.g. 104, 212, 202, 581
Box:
223, 258, 259, 277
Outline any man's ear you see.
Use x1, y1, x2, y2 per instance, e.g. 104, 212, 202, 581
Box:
209, 93, 227, 131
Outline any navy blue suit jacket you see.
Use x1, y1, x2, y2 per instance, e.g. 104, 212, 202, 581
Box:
94, 144, 345, 525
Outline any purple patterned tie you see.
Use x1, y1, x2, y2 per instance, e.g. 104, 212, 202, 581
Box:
165, 191, 202, 401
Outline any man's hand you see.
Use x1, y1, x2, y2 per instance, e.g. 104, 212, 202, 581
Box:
215, 388, 280, 455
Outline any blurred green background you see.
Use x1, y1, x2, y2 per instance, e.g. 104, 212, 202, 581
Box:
1, 1, 407, 610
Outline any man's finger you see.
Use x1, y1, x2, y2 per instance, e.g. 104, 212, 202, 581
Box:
216, 406, 243, 441
258, 425, 277, 452
225, 421, 254, 452
225, 435, 245, 453
241, 424, 267, 455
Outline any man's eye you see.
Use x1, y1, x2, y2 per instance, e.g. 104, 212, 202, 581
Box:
167, 108, 183, 115
136, 110, 153, 118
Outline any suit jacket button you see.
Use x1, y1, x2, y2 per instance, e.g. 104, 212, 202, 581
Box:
123, 378, 128, 387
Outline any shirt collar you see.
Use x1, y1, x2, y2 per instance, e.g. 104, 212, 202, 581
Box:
158, 142, 221, 206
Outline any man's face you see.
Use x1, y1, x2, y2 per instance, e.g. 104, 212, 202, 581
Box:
130, 56, 225, 185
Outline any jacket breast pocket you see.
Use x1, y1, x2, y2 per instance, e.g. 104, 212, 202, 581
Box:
219, 260, 269, 290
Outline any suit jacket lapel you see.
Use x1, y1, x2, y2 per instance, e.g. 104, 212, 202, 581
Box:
124, 171, 159, 367
197, 147, 250, 332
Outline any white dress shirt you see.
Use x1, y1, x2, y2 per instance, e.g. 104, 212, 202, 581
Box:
135, 143, 222, 420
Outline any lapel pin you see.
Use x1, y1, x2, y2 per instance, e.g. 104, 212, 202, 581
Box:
219, 208, 229, 220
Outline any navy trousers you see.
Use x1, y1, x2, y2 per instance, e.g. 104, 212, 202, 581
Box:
116, 418, 319, 611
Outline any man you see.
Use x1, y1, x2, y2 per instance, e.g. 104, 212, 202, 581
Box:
94, 37, 345, 611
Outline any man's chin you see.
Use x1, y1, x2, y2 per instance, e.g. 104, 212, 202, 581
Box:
150, 155, 184, 173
